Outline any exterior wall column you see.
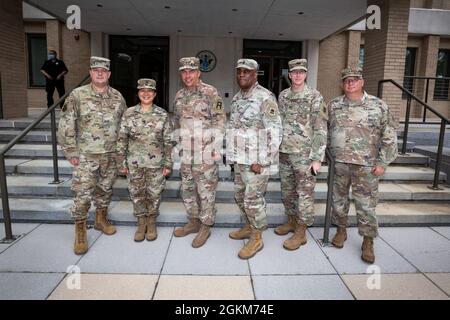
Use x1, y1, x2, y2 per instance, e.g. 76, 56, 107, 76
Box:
413, 35, 440, 117
364, 0, 411, 120
305, 40, 320, 89
45, 20, 62, 57
0, 0, 27, 118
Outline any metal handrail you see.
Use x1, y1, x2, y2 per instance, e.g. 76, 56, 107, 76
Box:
402, 76, 450, 122
378, 79, 449, 190
321, 148, 335, 245
0, 75, 90, 242
404, 76, 450, 80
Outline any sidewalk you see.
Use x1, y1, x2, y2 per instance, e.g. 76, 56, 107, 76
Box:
0, 223, 449, 300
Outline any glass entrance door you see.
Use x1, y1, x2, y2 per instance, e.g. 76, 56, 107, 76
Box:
110, 36, 169, 109
243, 39, 302, 98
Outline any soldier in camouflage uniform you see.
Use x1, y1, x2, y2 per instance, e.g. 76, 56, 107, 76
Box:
116, 79, 174, 242
172, 57, 226, 248
58, 56, 127, 255
276, 59, 327, 251
227, 59, 283, 259
328, 66, 398, 263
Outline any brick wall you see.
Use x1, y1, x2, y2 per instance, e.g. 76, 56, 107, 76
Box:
347, 31, 361, 67
0, 0, 27, 118
364, 0, 411, 121
61, 27, 90, 91
414, 35, 440, 117
317, 32, 347, 103
22, 20, 91, 109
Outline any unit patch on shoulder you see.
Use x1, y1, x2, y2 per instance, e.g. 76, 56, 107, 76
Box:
213, 96, 224, 112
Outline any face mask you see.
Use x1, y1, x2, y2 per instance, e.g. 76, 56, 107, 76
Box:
48, 54, 56, 60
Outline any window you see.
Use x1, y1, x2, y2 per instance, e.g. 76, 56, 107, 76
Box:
434, 49, 450, 100
27, 33, 47, 87
359, 46, 364, 69
402, 47, 417, 99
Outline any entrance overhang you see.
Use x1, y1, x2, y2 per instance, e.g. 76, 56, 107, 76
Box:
26, 0, 367, 40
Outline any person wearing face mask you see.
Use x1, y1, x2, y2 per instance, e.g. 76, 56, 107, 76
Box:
40, 49, 68, 108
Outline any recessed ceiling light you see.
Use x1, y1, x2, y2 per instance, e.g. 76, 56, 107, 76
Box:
228, 31, 233, 34
177, 29, 182, 33
126, 28, 132, 31
96, 4, 103, 7
232, 8, 238, 12
164, 6, 171, 9
279, 33, 283, 36
297, 11, 304, 15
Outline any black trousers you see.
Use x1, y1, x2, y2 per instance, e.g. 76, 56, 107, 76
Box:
46, 80, 65, 108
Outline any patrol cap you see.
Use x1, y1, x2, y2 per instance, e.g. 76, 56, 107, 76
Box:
235, 59, 258, 70
341, 66, 363, 80
90, 56, 110, 71
137, 78, 156, 90
179, 57, 200, 71
288, 59, 308, 72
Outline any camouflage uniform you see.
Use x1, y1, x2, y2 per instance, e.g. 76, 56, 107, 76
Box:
116, 79, 173, 218
228, 59, 283, 230
279, 60, 327, 226
173, 57, 225, 226
58, 58, 126, 220
328, 68, 398, 238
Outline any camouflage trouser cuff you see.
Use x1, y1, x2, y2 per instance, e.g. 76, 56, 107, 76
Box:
251, 225, 268, 231
331, 215, 348, 228
134, 212, 147, 218
297, 216, 314, 227
358, 228, 378, 238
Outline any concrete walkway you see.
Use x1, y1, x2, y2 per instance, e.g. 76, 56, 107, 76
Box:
0, 222, 449, 300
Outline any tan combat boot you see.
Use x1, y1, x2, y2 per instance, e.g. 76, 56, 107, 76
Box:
94, 207, 116, 235
274, 215, 297, 235
229, 224, 252, 240
134, 216, 147, 242
283, 223, 307, 250
192, 224, 211, 248
238, 229, 264, 259
331, 226, 347, 248
361, 236, 375, 263
74, 219, 88, 255
146, 215, 157, 241
173, 218, 201, 237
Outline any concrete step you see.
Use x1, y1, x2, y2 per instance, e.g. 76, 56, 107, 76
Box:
4, 159, 445, 182
0, 129, 417, 150
398, 124, 450, 148
414, 146, 450, 163
28, 108, 62, 118
1, 198, 449, 227
4, 175, 450, 202
0, 143, 428, 165
0, 119, 55, 131
0, 144, 65, 158
1, 143, 429, 166
0, 130, 54, 143
396, 140, 415, 152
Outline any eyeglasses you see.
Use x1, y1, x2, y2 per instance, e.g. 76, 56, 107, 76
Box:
343, 77, 361, 84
